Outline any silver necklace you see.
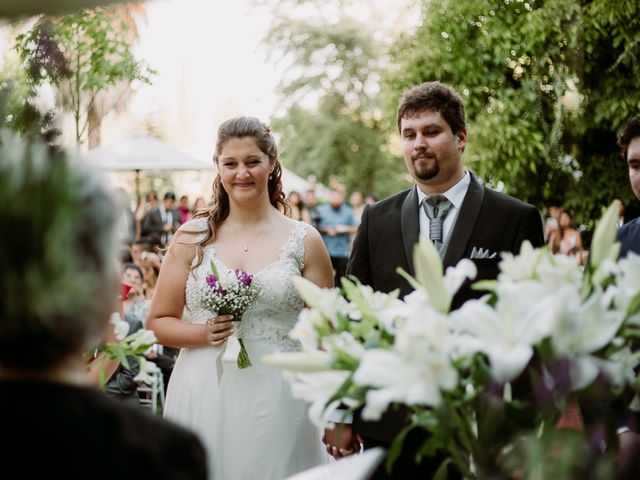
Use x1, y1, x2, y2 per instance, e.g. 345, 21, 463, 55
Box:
237, 227, 268, 253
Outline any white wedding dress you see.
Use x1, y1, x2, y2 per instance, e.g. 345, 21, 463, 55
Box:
163, 219, 327, 480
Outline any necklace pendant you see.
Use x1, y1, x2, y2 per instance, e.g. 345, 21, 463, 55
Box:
243, 244, 249, 253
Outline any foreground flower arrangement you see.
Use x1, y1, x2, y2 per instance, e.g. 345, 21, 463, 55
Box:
265, 202, 640, 478
93, 315, 159, 387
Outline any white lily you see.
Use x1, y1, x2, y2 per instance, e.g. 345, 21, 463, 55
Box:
412, 237, 449, 312
614, 252, 640, 318
292, 276, 349, 325
354, 345, 458, 420
443, 259, 478, 297
451, 282, 561, 383
286, 370, 352, 426
262, 351, 333, 372
551, 288, 625, 390
590, 200, 622, 285
289, 308, 324, 351
109, 312, 130, 340
128, 329, 157, 350
498, 241, 543, 282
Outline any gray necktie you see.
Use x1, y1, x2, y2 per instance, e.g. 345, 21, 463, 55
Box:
422, 195, 452, 249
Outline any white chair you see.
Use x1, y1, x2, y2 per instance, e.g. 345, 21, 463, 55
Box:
137, 362, 165, 414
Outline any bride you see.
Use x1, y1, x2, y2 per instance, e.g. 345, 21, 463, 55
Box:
147, 116, 334, 479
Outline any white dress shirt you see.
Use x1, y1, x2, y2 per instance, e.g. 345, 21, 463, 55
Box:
416, 170, 471, 241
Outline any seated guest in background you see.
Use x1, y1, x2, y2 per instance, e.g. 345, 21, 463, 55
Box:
121, 263, 150, 327
550, 209, 583, 255
177, 195, 191, 224
139, 252, 161, 300
0, 133, 207, 479
130, 237, 153, 265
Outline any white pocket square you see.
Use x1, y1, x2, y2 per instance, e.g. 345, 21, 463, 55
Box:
470, 246, 497, 259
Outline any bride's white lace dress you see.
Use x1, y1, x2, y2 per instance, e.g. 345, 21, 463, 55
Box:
163, 219, 327, 479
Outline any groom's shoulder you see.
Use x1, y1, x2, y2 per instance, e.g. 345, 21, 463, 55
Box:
481, 184, 537, 214
367, 187, 413, 213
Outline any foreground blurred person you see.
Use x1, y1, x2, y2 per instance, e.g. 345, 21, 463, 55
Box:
148, 116, 333, 479
0, 131, 207, 479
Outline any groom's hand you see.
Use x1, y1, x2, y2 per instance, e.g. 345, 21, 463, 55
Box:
322, 423, 360, 459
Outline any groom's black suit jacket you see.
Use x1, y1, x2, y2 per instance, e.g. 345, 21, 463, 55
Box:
347, 173, 544, 448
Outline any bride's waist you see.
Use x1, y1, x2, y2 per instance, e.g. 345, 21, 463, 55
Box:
236, 319, 299, 351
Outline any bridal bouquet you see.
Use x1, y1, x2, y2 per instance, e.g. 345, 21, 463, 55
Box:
265, 201, 640, 478
192, 261, 259, 369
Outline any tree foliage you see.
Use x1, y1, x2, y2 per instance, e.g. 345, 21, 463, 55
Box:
263, 1, 409, 197
383, 0, 640, 229
14, 7, 154, 145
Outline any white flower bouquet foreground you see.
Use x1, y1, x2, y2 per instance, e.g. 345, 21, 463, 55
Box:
264, 201, 640, 478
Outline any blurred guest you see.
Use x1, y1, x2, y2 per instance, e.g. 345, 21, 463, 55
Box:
303, 188, 321, 228
192, 196, 207, 213
141, 191, 182, 246
139, 252, 161, 300
134, 190, 158, 239
550, 210, 583, 255
317, 188, 358, 286
177, 195, 191, 224
121, 263, 150, 327
365, 193, 379, 205
544, 204, 561, 243
287, 190, 305, 221
0, 132, 207, 479
349, 190, 365, 225
130, 238, 153, 265
114, 187, 136, 245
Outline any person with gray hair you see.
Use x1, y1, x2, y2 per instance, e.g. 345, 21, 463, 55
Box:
0, 130, 207, 479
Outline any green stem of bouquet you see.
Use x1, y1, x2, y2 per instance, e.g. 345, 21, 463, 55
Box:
237, 338, 252, 369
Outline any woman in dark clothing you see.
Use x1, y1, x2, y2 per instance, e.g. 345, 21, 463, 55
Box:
0, 132, 207, 480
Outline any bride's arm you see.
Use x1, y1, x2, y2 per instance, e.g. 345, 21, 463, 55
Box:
147, 231, 231, 348
302, 228, 334, 288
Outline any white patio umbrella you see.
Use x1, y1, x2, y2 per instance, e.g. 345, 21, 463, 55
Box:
81, 135, 214, 197
82, 134, 321, 198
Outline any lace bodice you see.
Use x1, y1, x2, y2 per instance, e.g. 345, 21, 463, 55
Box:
185, 219, 309, 352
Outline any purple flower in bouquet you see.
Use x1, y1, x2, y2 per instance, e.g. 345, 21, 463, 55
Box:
234, 269, 253, 287
205, 273, 227, 295
193, 261, 260, 369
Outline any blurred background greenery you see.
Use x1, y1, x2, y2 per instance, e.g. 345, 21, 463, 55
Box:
2, 0, 640, 241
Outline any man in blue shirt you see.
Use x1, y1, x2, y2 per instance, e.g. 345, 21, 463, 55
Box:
316, 188, 358, 287
617, 116, 640, 258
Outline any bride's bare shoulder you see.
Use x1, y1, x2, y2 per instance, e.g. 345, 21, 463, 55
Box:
168, 218, 210, 262
176, 217, 210, 243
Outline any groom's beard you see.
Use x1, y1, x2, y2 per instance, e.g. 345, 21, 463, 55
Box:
412, 151, 439, 180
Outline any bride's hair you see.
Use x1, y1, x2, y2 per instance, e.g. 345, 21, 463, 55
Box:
191, 116, 289, 269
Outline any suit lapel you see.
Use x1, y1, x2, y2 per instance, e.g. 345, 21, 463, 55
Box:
442, 174, 485, 269
400, 187, 420, 276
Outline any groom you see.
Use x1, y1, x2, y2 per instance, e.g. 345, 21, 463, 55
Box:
325, 81, 544, 478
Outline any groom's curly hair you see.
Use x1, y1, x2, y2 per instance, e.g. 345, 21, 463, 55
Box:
396, 81, 466, 134
618, 116, 640, 160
